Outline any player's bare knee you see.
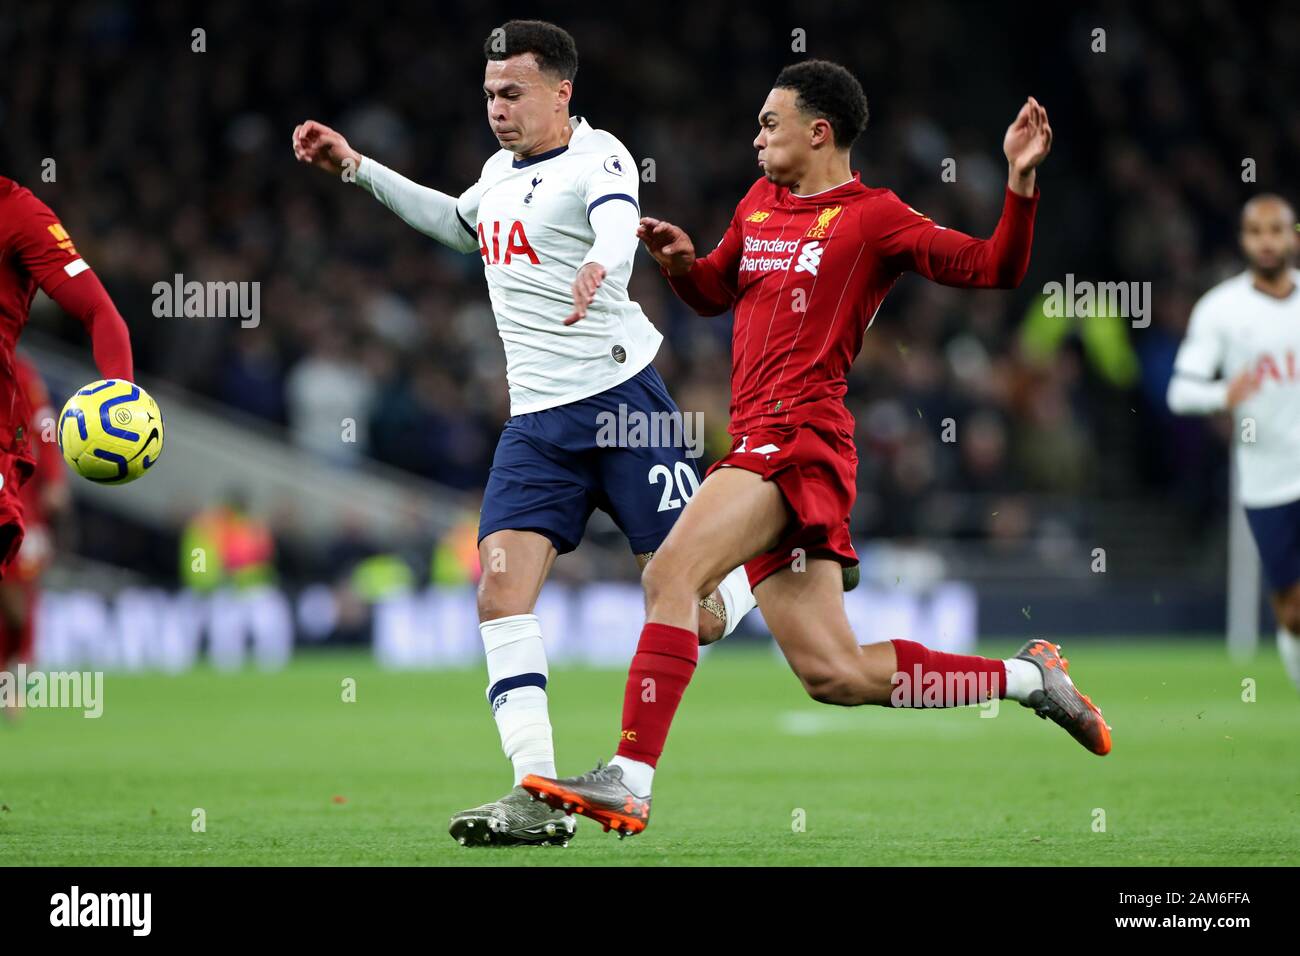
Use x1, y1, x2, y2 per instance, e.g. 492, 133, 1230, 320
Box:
476, 575, 533, 623
640, 551, 706, 606
696, 603, 725, 645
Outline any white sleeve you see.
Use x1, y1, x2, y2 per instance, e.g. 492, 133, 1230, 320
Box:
355, 156, 480, 254
573, 148, 639, 224
582, 198, 640, 271
1167, 298, 1229, 414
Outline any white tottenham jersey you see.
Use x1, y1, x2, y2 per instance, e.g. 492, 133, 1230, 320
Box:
455, 116, 662, 414
1173, 269, 1300, 507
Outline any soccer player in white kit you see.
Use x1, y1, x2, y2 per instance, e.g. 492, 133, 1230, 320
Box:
292, 20, 757, 845
1168, 194, 1300, 693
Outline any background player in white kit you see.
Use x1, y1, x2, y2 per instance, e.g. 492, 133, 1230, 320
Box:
292, 19, 756, 845
1168, 194, 1300, 693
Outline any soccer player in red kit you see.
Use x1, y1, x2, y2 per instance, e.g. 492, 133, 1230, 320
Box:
523, 60, 1110, 835
0, 355, 69, 713
0, 176, 134, 584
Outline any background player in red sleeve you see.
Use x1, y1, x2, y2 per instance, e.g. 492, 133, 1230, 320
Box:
0, 354, 70, 716
0, 175, 134, 584
524, 60, 1110, 836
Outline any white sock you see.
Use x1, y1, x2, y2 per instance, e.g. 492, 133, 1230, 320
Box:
1279, 628, 1300, 694
715, 564, 756, 638
1002, 657, 1044, 702
609, 755, 654, 796
480, 614, 556, 786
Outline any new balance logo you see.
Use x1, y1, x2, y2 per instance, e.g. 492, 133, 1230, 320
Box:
793, 241, 824, 276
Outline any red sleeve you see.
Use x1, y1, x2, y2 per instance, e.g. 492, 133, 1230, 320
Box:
8, 189, 134, 381
874, 186, 1039, 289
664, 211, 744, 316
47, 271, 135, 382
9, 189, 89, 296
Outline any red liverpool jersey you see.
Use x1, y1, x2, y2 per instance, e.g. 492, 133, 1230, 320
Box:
668, 174, 1038, 436
0, 177, 88, 460
0, 176, 133, 462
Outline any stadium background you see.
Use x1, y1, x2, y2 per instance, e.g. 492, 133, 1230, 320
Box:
3, 0, 1298, 658
3, 0, 1300, 870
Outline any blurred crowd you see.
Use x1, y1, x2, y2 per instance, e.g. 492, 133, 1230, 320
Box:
4, 0, 1299, 579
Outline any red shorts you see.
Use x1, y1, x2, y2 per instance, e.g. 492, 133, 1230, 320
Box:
708, 419, 859, 588
0, 452, 34, 581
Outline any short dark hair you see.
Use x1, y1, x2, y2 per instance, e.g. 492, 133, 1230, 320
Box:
773, 59, 869, 149
484, 20, 579, 82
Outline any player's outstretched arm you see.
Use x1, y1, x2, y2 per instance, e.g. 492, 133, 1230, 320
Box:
639, 216, 740, 316
877, 98, 1050, 290
291, 119, 479, 255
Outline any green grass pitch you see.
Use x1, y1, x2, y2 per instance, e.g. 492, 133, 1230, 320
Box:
1, 639, 1297, 865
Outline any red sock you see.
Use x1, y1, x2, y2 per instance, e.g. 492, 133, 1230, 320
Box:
889, 639, 1006, 707
615, 622, 699, 767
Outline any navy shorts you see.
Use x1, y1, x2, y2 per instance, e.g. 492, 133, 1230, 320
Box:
1245, 497, 1300, 592
478, 364, 702, 555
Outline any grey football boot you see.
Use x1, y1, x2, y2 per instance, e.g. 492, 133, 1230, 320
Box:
521, 761, 650, 838
448, 785, 577, 847
1013, 639, 1112, 756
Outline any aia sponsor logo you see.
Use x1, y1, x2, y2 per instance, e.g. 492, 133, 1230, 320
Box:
478, 220, 540, 265
1248, 349, 1299, 385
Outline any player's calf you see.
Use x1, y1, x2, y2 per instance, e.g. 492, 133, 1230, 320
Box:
788, 643, 897, 706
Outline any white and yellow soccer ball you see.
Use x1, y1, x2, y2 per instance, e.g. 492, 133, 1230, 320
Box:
58, 379, 164, 484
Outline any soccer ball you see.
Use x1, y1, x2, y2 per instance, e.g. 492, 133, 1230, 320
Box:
58, 379, 164, 484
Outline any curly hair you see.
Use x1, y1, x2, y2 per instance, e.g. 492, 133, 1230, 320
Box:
484, 20, 579, 82
774, 59, 869, 149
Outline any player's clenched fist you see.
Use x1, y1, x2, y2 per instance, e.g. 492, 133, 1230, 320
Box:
292, 120, 363, 177
637, 218, 696, 277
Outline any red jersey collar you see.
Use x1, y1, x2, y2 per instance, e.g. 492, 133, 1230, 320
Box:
778, 171, 866, 204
